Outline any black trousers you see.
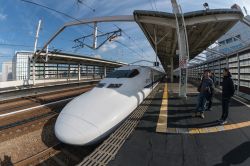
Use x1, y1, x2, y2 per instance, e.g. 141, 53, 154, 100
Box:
221, 97, 230, 121
206, 94, 213, 110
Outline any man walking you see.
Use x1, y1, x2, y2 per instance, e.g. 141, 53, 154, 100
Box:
219, 68, 235, 125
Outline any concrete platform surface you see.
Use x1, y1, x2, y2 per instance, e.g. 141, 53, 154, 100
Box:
108, 82, 250, 166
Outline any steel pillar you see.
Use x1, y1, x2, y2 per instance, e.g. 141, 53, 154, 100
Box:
68, 64, 70, 81
219, 60, 221, 86
226, 56, 229, 68
86, 65, 88, 79
78, 64, 81, 81
93, 22, 98, 49
32, 19, 42, 85
170, 56, 174, 82
104, 66, 107, 77
171, 0, 189, 97
56, 64, 59, 79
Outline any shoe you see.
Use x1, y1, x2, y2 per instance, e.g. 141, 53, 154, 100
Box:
220, 120, 227, 125
217, 119, 222, 123
200, 113, 205, 119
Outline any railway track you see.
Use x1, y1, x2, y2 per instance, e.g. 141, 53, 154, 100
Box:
14, 142, 97, 166
0, 112, 97, 166
0, 82, 160, 166
0, 85, 95, 125
0, 84, 95, 115
0, 84, 95, 137
0, 84, 96, 165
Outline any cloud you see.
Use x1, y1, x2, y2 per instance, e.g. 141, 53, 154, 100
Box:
100, 42, 117, 52
0, 13, 7, 21
0, 48, 15, 56
0, 38, 7, 44
94, 54, 102, 59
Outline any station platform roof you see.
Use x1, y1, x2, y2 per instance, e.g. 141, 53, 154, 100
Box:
134, 9, 244, 71
36, 51, 126, 67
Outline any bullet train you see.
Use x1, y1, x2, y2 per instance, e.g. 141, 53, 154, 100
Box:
55, 65, 165, 145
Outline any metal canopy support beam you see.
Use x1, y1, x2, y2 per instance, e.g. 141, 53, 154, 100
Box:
206, 48, 226, 57
171, 0, 189, 97
242, 17, 250, 28
194, 56, 206, 61
135, 16, 176, 28
185, 13, 242, 26
154, 27, 158, 63
37, 15, 134, 57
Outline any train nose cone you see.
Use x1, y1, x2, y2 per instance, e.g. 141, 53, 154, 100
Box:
55, 113, 99, 145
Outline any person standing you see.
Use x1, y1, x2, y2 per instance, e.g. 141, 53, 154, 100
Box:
206, 71, 215, 111
195, 70, 213, 119
219, 68, 235, 125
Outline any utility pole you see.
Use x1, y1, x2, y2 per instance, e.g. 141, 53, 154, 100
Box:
32, 19, 42, 85
171, 0, 189, 97
93, 22, 98, 49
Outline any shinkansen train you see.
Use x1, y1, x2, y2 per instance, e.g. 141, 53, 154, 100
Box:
55, 65, 165, 145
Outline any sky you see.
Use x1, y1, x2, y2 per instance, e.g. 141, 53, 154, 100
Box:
0, 0, 249, 70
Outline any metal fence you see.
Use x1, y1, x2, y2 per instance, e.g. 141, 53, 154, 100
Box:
0, 60, 118, 90
188, 46, 250, 94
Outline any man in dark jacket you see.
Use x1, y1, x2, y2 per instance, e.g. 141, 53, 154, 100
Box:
195, 70, 214, 119
219, 68, 235, 125
206, 71, 215, 111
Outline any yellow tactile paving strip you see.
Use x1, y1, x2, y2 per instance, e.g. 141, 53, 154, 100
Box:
166, 121, 250, 134
156, 83, 168, 133
155, 83, 250, 134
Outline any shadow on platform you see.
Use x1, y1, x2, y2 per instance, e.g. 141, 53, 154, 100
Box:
215, 142, 250, 166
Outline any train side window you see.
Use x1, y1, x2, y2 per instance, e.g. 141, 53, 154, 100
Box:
128, 69, 139, 78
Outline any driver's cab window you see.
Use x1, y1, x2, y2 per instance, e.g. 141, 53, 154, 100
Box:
128, 69, 139, 78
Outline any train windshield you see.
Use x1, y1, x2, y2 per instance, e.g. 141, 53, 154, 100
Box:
106, 69, 139, 78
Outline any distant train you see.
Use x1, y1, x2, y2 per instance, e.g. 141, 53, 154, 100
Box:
55, 65, 165, 145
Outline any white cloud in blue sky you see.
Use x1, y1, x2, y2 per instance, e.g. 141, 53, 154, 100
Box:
0, 13, 7, 21
0, 0, 249, 65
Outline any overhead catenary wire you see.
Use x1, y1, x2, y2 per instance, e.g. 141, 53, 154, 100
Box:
19, 0, 101, 33
153, 0, 158, 11
76, 0, 96, 12
18, 0, 148, 62
114, 41, 146, 60
112, 24, 145, 56
148, 0, 155, 10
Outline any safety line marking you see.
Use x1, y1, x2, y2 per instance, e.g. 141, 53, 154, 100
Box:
164, 120, 250, 134
156, 83, 168, 133
155, 84, 250, 134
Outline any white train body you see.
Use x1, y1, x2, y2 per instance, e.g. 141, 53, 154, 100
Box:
55, 65, 164, 145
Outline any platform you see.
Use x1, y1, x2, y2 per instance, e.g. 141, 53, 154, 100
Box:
108, 82, 250, 166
